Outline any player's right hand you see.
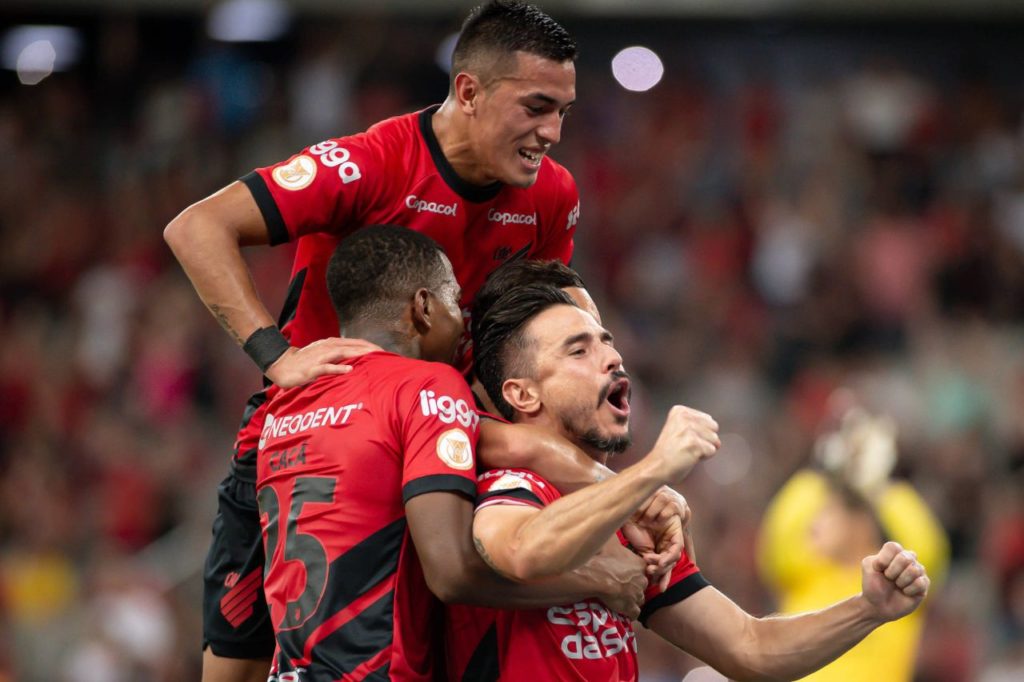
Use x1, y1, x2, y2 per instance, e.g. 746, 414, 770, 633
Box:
265, 337, 383, 388
647, 406, 720, 483
586, 542, 647, 620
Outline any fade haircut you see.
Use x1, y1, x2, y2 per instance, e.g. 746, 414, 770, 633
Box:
451, 0, 577, 90
474, 283, 577, 420
326, 225, 449, 327
471, 259, 584, 354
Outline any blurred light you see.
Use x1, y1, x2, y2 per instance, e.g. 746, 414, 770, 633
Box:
435, 31, 459, 74
2, 25, 81, 85
207, 0, 290, 43
682, 667, 729, 682
611, 45, 664, 92
703, 433, 753, 486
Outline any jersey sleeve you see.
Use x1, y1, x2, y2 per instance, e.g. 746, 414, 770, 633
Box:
474, 468, 554, 512
241, 134, 385, 245
532, 164, 578, 264
398, 365, 481, 504
638, 545, 710, 627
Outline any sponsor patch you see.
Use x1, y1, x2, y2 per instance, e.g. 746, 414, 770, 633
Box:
272, 155, 317, 190
436, 428, 474, 470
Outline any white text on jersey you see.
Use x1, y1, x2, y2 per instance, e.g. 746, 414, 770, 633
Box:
260, 403, 363, 449
406, 195, 458, 216
309, 140, 362, 184
488, 208, 537, 226
419, 390, 478, 429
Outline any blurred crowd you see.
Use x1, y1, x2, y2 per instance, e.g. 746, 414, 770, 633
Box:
0, 10, 1022, 681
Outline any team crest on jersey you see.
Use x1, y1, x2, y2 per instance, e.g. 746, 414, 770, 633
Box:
272, 155, 317, 190
436, 428, 473, 470
489, 473, 533, 493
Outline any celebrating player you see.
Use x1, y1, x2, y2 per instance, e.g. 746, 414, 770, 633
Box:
449, 284, 933, 681
257, 226, 649, 680
162, 3, 608, 681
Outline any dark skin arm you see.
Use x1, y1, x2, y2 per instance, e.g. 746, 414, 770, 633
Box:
405, 491, 646, 618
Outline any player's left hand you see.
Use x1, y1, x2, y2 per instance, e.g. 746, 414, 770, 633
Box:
861, 541, 930, 622
623, 487, 691, 592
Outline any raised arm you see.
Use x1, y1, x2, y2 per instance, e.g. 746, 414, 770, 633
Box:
164, 182, 371, 387
648, 541, 931, 681
405, 491, 647, 618
472, 406, 718, 582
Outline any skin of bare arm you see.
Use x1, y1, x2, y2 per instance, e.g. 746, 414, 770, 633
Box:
164, 181, 375, 387
646, 541, 931, 681
405, 491, 647, 618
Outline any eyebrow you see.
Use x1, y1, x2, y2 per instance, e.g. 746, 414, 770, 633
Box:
524, 93, 576, 108
561, 329, 613, 349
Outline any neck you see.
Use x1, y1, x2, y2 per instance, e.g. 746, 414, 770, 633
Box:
340, 324, 418, 360
516, 412, 609, 466
432, 98, 491, 186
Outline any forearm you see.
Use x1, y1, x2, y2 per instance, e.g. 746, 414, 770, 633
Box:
739, 595, 882, 681
446, 546, 611, 609
164, 182, 275, 346
508, 460, 663, 579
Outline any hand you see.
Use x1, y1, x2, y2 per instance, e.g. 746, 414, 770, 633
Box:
646, 406, 720, 483
581, 542, 648, 620
265, 337, 383, 388
861, 541, 930, 622
623, 487, 691, 592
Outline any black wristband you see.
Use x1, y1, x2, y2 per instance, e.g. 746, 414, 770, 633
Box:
243, 326, 291, 373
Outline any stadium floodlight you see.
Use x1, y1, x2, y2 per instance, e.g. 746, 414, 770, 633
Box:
207, 0, 291, 43
611, 45, 664, 92
1, 25, 81, 85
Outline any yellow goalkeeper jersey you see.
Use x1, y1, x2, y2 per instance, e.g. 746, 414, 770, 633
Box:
757, 470, 949, 682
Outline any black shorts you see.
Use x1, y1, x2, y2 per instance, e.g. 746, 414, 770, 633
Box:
202, 469, 277, 659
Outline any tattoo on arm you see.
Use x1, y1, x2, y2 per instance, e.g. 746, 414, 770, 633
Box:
209, 304, 245, 346
474, 534, 515, 580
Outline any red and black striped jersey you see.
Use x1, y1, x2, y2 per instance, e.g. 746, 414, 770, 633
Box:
446, 468, 710, 682
257, 352, 480, 681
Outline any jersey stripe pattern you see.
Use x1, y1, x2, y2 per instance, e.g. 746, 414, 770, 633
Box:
258, 352, 479, 681
447, 468, 710, 682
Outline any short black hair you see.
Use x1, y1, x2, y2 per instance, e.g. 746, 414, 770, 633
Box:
473, 283, 577, 420
326, 225, 449, 326
451, 1, 577, 87
471, 259, 584, 354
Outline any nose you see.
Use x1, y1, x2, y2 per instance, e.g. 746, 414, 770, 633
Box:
604, 344, 623, 373
537, 112, 563, 146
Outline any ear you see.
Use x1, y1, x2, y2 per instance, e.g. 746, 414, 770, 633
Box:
501, 377, 541, 417
410, 288, 433, 336
453, 72, 480, 115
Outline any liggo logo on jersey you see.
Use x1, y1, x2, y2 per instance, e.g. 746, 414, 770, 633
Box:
488, 209, 537, 227
259, 404, 363, 449
308, 140, 362, 184
565, 201, 580, 231
419, 389, 478, 429
405, 195, 458, 217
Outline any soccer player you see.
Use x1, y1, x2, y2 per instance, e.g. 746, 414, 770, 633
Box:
257, 226, 655, 680
451, 284, 933, 681
162, 3, 611, 680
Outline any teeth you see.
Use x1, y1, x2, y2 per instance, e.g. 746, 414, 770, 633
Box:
520, 149, 539, 162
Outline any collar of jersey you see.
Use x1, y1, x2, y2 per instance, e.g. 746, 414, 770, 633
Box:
419, 105, 503, 203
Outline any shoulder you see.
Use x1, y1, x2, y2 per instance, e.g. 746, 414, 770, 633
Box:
538, 156, 578, 197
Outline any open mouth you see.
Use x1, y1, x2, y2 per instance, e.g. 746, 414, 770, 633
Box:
602, 376, 631, 418
518, 148, 544, 168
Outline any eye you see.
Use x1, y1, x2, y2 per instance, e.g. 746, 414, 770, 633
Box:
525, 105, 544, 115
569, 347, 586, 357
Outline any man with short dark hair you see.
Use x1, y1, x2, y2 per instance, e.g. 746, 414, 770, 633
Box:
257, 227, 649, 681
450, 285, 933, 681
164, 4, 609, 680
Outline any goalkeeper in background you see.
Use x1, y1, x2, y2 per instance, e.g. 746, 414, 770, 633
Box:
757, 398, 949, 681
